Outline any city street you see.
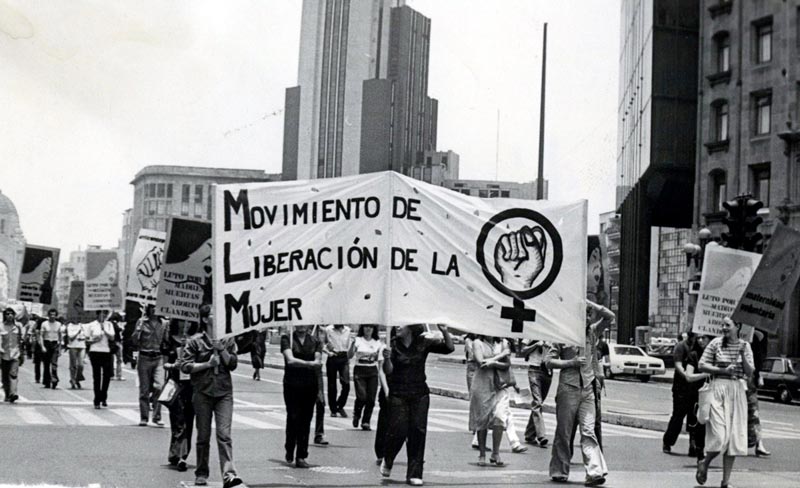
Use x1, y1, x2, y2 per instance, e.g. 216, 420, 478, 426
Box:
1, 355, 797, 488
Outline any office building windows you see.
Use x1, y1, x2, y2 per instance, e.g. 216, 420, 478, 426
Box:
181, 184, 190, 216
755, 19, 772, 63
712, 100, 729, 141
714, 32, 730, 72
751, 164, 771, 206
711, 170, 727, 212
755, 93, 771, 135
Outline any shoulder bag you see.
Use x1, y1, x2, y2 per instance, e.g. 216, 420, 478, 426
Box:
696, 378, 713, 425
157, 378, 181, 409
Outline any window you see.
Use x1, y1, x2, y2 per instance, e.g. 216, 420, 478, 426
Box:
181, 184, 190, 216
146, 183, 156, 198
166, 184, 173, 199
157, 183, 166, 198
460, 189, 471, 195
751, 164, 771, 206
489, 190, 499, 198
714, 32, 730, 72
500, 190, 510, 198
478, 189, 488, 198
157, 201, 166, 215
711, 171, 727, 212
0, 219, 4, 234
755, 20, 772, 63
755, 93, 771, 135
194, 185, 203, 204
146, 201, 156, 215
206, 185, 213, 220
426, 156, 432, 164
423, 167, 431, 183
713, 100, 729, 141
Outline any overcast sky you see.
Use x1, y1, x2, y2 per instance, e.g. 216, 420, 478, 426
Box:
0, 0, 620, 260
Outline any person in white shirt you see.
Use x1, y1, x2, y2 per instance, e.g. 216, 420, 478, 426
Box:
324, 324, 353, 417
86, 310, 116, 409
64, 320, 88, 389
350, 324, 386, 430
38, 309, 62, 389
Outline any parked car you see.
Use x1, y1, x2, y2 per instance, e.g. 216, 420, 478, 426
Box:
759, 357, 800, 404
601, 344, 666, 382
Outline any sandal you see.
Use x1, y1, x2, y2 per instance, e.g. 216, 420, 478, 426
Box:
696, 460, 707, 485
489, 455, 504, 466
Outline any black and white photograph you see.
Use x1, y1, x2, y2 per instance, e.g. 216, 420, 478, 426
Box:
1, 1, 799, 487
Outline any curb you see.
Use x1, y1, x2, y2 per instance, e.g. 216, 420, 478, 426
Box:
252, 357, 669, 432
435, 356, 675, 384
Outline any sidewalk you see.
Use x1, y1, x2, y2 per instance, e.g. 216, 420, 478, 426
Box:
251, 346, 676, 433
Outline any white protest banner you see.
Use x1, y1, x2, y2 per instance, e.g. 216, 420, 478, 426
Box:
17, 245, 59, 306
126, 229, 166, 306
732, 222, 800, 333
84, 250, 123, 311
156, 217, 211, 321
692, 243, 761, 336
214, 171, 587, 345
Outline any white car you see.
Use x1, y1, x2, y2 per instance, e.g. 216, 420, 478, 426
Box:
601, 344, 666, 383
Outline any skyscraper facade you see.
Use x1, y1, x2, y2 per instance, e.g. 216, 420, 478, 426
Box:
283, 0, 439, 181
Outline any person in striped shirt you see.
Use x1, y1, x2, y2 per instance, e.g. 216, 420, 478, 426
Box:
696, 317, 754, 488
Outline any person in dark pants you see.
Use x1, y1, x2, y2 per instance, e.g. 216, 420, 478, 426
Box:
324, 324, 352, 417
351, 324, 385, 430
26, 317, 43, 383
281, 325, 323, 468
162, 319, 198, 472
747, 330, 770, 457
663, 332, 708, 456
39, 309, 62, 389
374, 327, 394, 465
381, 324, 454, 487
250, 329, 267, 381
311, 325, 329, 445
521, 340, 551, 447
179, 304, 244, 488
133, 304, 166, 427
86, 310, 115, 409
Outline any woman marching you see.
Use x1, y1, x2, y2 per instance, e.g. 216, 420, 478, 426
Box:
696, 317, 754, 488
162, 319, 198, 472
351, 324, 385, 431
281, 325, 323, 468
381, 324, 454, 487
469, 335, 511, 467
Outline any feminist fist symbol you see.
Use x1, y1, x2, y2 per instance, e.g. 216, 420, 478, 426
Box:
493, 225, 546, 290
137, 247, 163, 292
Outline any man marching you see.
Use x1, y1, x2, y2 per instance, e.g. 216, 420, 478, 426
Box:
1, 307, 25, 403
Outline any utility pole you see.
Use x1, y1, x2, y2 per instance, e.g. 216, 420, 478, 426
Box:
537, 23, 547, 200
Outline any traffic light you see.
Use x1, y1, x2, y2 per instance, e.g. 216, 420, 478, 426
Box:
721, 194, 763, 252
741, 197, 763, 252
721, 197, 744, 250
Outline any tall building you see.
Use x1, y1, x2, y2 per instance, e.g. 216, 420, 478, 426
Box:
123, 165, 276, 293
54, 245, 100, 316
650, 227, 691, 337
695, 0, 800, 356
445, 178, 548, 200
283, 0, 441, 181
616, 1, 699, 343
599, 211, 621, 328
0, 189, 26, 305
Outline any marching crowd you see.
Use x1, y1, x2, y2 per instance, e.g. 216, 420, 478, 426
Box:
0, 300, 778, 488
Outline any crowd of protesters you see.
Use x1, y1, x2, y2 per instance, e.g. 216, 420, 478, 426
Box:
0, 298, 780, 488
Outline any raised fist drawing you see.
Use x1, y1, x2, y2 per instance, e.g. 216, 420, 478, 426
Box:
494, 225, 546, 290
137, 246, 163, 292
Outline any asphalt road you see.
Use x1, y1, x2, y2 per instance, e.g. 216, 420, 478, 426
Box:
1, 357, 798, 487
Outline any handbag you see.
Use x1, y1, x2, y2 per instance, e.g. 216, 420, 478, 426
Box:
696, 379, 713, 425
494, 357, 516, 390
157, 378, 181, 408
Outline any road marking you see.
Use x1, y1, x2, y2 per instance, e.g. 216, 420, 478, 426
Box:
231, 371, 282, 385
109, 408, 142, 424
233, 412, 283, 430
62, 407, 113, 426
762, 419, 795, 427
426, 415, 468, 431
15, 408, 52, 425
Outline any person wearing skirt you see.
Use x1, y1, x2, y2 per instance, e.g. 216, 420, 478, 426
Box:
468, 336, 509, 466
696, 317, 754, 488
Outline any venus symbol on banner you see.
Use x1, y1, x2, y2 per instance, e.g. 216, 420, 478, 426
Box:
475, 208, 563, 334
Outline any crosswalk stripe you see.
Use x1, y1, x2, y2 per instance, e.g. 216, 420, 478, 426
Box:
109, 408, 142, 424
426, 416, 467, 431
15, 407, 52, 425
233, 413, 283, 430
62, 407, 113, 426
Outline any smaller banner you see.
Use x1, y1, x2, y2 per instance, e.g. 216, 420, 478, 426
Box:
17, 245, 60, 305
692, 243, 762, 336
84, 250, 123, 311
126, 229, 167, 306
67, 281, 96, 323
732, 223, 800, 333
155, 217, 212, 321
587, 235, 609, 308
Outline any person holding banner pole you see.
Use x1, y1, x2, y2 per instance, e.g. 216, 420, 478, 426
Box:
133, 304, 166, 427
281, 324, 323, 468
696, 317, 754, 488
179, 304, 244, 488
380, 324, 454, 487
